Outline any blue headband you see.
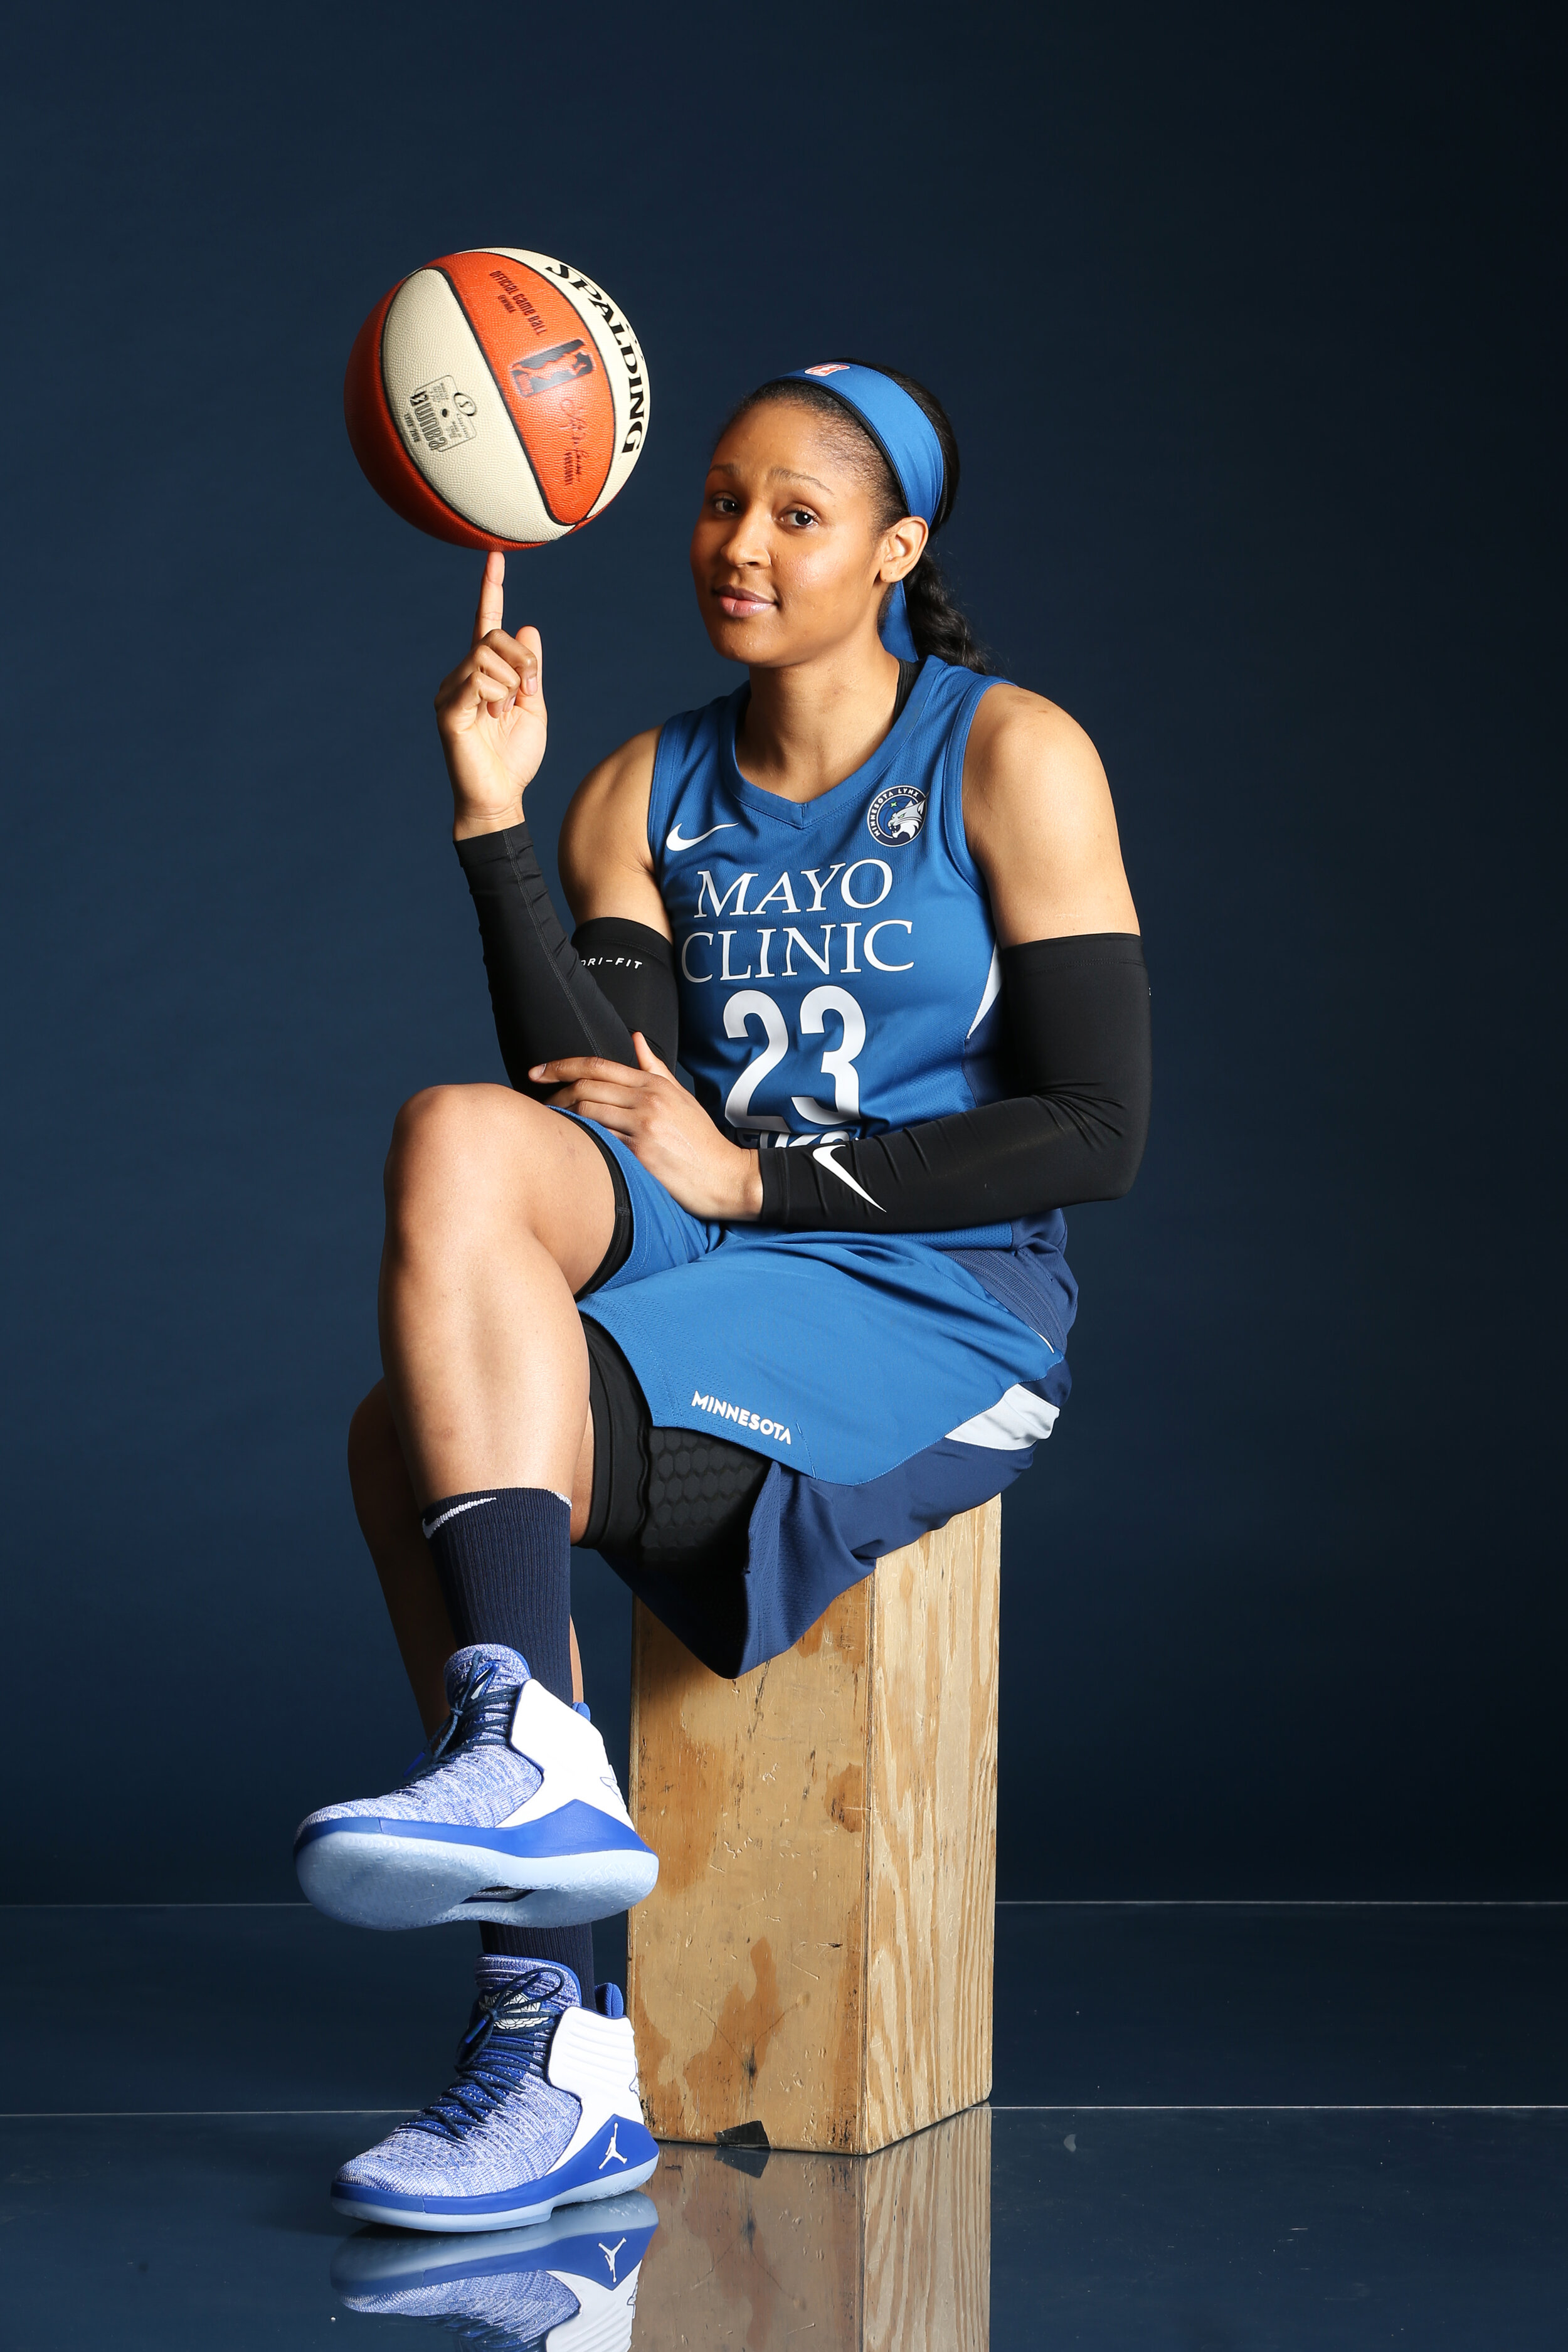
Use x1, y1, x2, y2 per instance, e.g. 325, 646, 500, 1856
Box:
783, 363, 945, 660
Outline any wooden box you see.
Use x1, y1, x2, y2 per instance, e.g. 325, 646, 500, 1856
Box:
627, 1499, 1002, 2154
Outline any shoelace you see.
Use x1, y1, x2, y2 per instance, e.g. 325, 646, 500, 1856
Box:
404, 1656, 519, 1786
403, 1965, 574, 2145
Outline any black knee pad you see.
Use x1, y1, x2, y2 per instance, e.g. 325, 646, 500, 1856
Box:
581, 1317, 768, 1570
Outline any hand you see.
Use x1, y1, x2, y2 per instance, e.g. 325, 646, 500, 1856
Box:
435, 553, 548, 837
534, 1035, 764, 1222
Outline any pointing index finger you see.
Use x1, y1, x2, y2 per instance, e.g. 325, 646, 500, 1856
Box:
470, 550, 506, 649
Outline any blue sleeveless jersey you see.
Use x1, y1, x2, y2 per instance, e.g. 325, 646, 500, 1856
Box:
644, 657, 1074, 1345
651, 658, 1009, 1153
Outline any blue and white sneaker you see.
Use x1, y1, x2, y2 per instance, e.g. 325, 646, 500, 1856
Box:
331, 1956, 659, 2233
294, 1645, 658, 1931
331, 2190, 658, 2348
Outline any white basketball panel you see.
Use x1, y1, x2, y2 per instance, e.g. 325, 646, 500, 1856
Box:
381, 271, 560, 546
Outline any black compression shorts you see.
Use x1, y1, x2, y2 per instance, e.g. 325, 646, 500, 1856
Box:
573, 1126, 768, 1569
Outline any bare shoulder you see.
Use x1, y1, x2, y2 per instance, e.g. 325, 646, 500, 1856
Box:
558, 726, 669, 933
965, 682, 1111, 815
963, 682, 1138, 943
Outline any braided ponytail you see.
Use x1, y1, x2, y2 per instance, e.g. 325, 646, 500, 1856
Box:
723, 364, 992, 674
899, 542, 990, 672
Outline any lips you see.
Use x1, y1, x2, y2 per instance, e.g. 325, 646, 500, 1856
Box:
714, 583, 773, 615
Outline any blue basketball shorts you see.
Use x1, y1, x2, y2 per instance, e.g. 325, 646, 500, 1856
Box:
558, 1111, 1069, 1678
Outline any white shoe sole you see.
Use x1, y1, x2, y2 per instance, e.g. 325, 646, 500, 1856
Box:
332, 2151, 659, 2233
295, 1822, 658, 1932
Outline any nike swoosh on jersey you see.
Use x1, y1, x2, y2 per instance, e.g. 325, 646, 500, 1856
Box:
665, 822, 739, 853
812, 1145, 885, 1212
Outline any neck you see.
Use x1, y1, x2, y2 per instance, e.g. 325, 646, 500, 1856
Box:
737, 631, 906, 803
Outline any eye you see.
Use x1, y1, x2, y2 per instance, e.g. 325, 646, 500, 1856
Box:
782, 506, 819, 529
709, 494, 740, 514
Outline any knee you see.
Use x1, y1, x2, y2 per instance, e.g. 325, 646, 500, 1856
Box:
383, 1084, 520, 1228
386, 1082, 488, 1180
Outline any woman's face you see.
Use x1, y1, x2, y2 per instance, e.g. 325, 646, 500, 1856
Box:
690, 400, 924, 668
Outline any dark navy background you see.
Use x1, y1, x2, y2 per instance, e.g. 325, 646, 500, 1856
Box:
3, 4, 1560, 1900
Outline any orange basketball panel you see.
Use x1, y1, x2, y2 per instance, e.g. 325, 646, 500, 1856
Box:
437, 252, 616, 527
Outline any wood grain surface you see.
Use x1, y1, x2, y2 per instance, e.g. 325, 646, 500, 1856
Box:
861, 2105, 992, 2352
627, 1500, 1001, 2153
633, 2111, 992, 2349
863, 1502, 1002, 2142
627, 1574, 874, 2148
637, 2143, 864, 2348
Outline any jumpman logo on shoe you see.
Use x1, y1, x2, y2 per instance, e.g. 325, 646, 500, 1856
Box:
598, 2124, 625, 2169
598, 2236, 627, 2280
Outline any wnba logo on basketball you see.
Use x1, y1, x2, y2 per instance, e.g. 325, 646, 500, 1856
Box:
867, 785, 927, 845
511, 338, 595, 399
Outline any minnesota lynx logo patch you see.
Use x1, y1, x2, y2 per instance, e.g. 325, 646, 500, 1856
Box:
867, 785, 926, 845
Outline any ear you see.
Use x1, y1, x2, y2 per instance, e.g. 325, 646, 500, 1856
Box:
876, 514, 930, 587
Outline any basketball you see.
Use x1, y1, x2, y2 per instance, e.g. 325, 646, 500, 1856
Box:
344, 249, 650, 551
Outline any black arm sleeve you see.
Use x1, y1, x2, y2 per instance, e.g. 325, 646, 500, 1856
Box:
455, 822, 678, 1098
756, 933, 1150, 1230
571, 917, 679, 1071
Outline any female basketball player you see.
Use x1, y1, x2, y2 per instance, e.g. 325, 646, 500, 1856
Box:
295, 364, 1150, 2234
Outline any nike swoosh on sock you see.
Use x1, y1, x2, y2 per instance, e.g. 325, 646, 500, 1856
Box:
422, 1496, 498, 1537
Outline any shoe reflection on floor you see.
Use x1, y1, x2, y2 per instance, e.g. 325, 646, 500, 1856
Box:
331, 2105, 990, 2349
332, 2189, 657, 2348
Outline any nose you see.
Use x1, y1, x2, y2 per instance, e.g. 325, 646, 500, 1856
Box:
714, 500, 771, 572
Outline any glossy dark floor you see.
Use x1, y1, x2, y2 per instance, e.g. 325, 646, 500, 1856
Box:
3, 1904, 1564, 2346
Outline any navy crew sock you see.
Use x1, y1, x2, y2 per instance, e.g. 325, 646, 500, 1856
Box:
421, 1488, 573, 1700
421, 1486, 595, 1995
483, 1917, 596, 1988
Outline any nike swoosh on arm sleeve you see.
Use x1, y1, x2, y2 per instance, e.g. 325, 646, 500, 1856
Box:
757, 935, 1150, 1231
